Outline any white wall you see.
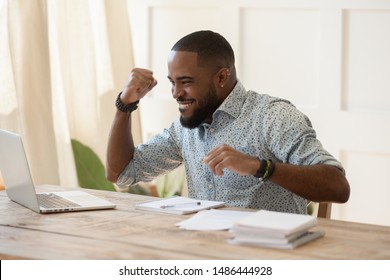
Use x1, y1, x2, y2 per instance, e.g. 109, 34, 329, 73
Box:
126, 0, 390, 226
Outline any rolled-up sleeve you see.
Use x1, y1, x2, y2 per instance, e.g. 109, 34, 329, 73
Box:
117, 122, 183, 188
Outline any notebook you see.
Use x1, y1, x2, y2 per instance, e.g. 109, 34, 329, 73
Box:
135, 196, 225, 215
0, 129, 116, 213
229, 210, 323, 249
229, 230, 325, 249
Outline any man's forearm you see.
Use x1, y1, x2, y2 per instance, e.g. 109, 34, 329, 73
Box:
106, 110, 135, 183
269, 163, 350, 203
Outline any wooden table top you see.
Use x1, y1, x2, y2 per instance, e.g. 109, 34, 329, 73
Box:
1, 185, 389, 260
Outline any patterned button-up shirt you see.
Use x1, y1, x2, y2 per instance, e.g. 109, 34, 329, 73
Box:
118, 81, 343, 214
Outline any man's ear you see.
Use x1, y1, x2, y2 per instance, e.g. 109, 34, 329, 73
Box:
216, 68, 231, 88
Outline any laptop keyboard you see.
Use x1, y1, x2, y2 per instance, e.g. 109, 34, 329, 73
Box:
37, 193, 81, 209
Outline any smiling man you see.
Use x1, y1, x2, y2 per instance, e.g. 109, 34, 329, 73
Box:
106, 30, 350, 214
167, 50, 233, 129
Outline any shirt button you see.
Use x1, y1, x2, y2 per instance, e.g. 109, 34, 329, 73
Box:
208, 184, 213, 188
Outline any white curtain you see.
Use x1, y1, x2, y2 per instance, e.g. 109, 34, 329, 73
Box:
0, 0, 141, 187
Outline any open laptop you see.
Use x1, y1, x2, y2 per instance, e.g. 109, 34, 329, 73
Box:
0, 129, 116, 213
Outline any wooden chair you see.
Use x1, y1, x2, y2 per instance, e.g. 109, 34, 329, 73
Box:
0, 174, 4, 191
317, 202, 332, 218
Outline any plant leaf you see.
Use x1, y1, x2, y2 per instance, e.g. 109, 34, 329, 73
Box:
128, 184, 150, 196
71, 139, 116, 192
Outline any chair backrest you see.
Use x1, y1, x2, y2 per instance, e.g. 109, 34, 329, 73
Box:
0, 172, 4, 191
317, 202, 332, 218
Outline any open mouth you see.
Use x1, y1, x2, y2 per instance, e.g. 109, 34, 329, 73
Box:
178, 99, 195, 111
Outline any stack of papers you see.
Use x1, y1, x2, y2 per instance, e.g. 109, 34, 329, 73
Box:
176, 209, 253, 231
135, 196, 225, 215
229, 210, 324, 249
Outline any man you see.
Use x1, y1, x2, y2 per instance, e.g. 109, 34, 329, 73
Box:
106, 30, 350, 214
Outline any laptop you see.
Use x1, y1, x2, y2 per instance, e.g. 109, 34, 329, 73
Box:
0, 129, 116, 213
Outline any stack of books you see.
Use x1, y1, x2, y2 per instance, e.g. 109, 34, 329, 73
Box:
229, 210, 324, 249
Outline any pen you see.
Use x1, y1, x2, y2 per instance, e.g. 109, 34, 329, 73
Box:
160, 202, 201, 209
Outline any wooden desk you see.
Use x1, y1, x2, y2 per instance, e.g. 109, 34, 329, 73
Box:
0, 185, 389, 260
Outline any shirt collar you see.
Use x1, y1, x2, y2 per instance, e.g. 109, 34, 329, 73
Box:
214, 80, 247, 119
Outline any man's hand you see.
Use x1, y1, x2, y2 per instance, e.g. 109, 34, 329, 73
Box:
202, 144, 260, 176
121, 68, 158, 103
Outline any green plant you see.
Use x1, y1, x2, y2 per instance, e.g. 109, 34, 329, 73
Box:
71, 137, 187, 197
71, 139, 116, 191
307, 202, 314, 215
127, 183, 151, 196
155, 166, 186, 197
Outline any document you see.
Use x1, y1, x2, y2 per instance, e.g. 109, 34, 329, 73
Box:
135, 196, 225, 215
176, 209, 253, 231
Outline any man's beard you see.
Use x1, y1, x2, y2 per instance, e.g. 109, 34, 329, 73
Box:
179, 87, 221, 129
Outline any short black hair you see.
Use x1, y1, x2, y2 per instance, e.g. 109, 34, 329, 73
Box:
171, 30, 235, 70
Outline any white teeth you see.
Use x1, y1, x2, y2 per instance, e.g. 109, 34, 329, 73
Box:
179, 103, 191, 110
178, 100, 193, 110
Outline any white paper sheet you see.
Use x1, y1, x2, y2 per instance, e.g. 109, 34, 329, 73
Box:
176, 209, 253, 231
